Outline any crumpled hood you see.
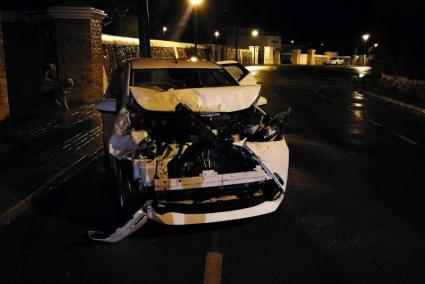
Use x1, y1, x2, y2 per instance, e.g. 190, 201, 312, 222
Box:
130, 85, 261, 112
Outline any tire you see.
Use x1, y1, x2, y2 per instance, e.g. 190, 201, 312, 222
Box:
115, 158, 141, 221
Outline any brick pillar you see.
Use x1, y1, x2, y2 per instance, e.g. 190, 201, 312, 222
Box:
307, 49, 316, 65
0, 18, 10, 122
48, 6, 106, 103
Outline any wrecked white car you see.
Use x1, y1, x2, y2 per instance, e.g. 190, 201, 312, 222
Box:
91, 58, 290, 242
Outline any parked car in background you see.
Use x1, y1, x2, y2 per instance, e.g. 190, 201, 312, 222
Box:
90, 58, 290, 242
325, 57, 345, 65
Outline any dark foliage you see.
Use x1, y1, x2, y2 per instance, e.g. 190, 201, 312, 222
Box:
372, 0, 425, 79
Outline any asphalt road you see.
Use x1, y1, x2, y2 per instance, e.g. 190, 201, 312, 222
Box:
1, 65, 425, 283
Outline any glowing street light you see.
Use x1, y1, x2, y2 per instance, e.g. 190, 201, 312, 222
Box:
190, 0, 203, 56
290, 40, 295, 44
214, 30, 220, 39
374, 43, 379, 48
162, 26, 167, 34
251, 29, 259, 64
362, 33, 370, 54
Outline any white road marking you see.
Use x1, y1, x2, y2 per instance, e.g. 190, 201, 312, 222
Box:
318, 94, 340, 105
203, 252, 223, 284
367, 119, 383, 127
318, 91, 423, 148
396, 134, 419, 145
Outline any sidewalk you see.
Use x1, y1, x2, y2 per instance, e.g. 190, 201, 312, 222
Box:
0, 104, 103, 226
360, 78, 425, 117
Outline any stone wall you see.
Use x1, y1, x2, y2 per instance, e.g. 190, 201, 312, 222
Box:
54, 18, 104, 103
102, 40, 213, 81
89, 19, 104, 102
0, 20, 9, 122
151, 46, 175, 58
379, 73, 425, 100
103, 45, 139, 78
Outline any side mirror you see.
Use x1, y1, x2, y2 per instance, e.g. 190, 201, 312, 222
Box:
95, 99, 117, 113
256, 96, 268, 106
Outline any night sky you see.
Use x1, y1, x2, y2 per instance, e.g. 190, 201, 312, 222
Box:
1, 0, 424, 55
171, 0, 379, 53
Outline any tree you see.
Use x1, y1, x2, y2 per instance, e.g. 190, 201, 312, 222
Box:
372, 0, 425, 79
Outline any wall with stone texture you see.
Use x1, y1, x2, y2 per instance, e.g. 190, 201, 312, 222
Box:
103, 45, 139, 79
55, 18, 104, 103
151, 46, 175, 58
0, 21, 9, 122
89, 19, 104, 102
102, 42, 213, 81
379, 73, 425, 100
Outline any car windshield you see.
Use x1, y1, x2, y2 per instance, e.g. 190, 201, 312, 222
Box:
131, 68, 238, 91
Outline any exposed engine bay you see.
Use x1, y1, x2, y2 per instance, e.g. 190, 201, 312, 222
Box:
89, 86, 290, 243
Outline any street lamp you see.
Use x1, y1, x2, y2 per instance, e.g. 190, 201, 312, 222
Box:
252, 29, 259, 64
190, 0, 203, 57
374, 43, 379, 48
162, 26, 167, 35
214, 30, 220, 40
362, 33, 370, 54
290, 40, 294, 44
213, 30, 220, 60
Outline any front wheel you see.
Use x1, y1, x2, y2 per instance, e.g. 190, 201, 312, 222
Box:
115, 159, 141, 221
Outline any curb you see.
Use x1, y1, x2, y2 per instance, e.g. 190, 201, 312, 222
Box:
364, 91, 425, 117
0, 148, 103, 227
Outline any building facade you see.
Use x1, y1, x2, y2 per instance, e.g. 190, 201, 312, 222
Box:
223, 27, 281, 65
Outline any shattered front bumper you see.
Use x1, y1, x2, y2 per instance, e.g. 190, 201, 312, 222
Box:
151, 192, 284, 225
90, 139, 289, 242
151, 174, 284, 225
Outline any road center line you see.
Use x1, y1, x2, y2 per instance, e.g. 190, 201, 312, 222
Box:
367, 119, 383, 127
367, 119, 421, 146
203, 251, 223, 284
318, 94, 340, 105
396, 134, 419, 145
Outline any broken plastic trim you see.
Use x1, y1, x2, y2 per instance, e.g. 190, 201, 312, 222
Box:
88, 209, 148, 243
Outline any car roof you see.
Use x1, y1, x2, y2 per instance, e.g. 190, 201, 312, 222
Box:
129, 58, 221, 69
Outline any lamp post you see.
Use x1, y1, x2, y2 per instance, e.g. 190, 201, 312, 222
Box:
252, 29, 259, 64
190, 0, 202, 57
362, 33, 370, 54
138, 0, 151, 58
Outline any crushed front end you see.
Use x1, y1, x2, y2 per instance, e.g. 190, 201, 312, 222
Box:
90, 86, 290, 242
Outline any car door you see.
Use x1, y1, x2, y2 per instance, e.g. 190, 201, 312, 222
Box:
216, 61, 257, 86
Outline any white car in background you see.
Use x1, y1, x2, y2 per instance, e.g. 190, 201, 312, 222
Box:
91, 58, 290, 242
325, 57, 345, 65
